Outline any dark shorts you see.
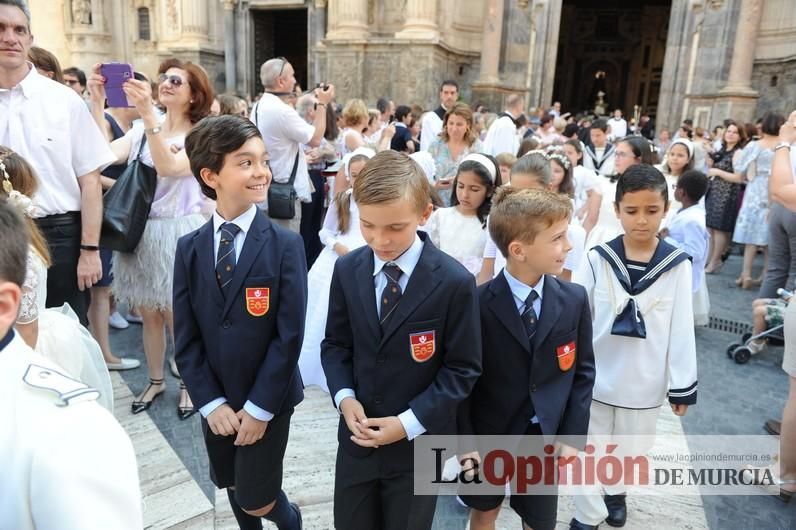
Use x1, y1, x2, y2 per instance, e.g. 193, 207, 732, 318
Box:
459, 422, 558, 530
95, 248, 114, 287
202, 408, 293, 511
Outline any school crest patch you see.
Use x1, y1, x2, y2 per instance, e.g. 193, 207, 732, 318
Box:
245, 288, 270, 317
556, 341, 576, 371
409, 331, 436, 363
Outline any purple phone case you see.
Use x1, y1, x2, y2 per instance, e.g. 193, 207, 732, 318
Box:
101, 63, 133, 108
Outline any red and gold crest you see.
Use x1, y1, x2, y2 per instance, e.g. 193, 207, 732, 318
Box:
409, 331, 436, 363
245, 288, 270, 317
556, 341, 576, 371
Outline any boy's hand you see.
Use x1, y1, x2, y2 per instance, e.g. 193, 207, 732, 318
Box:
207, 404, 241, 436
340, 397, 370, 440
459, 451, 481, 481
555, 441, 579, 461
234, 410, 268, 446
353, 416, 407, 448
670, 403, 689, 416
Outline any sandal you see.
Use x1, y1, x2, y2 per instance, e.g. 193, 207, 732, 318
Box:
741, 465, 796, 502
705, 261, 724, 274
177, 382, 197, 420
131, 378, 165, 414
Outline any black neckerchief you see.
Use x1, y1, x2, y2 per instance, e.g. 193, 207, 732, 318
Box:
593, 236, 691, 339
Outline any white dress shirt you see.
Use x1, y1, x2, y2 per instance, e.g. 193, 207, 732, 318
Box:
608, 117, 628, 139
199, 205, 275, 422
0, 63, 115, 217
483, 113, 521, 157
333, 235, 428, 440
252, 93, 314, 203
420, 111, 443, 152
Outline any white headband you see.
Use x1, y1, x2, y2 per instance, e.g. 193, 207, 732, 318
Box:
670, 138, 694, 160
343, 147, 376, 179
461, 153, 497, 183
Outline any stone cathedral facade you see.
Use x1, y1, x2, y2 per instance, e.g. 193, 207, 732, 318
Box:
30, 0, 796, 130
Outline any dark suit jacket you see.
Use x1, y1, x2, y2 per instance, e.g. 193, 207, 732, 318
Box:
460, 272, 595, 446
173, 210, 306, 415
321, 232, 482, 460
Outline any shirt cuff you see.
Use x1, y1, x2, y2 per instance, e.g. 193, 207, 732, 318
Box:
199, 397, 227, 418
398, 409, 427, 441
244, 401, 275, 422
334, 388, 356, 412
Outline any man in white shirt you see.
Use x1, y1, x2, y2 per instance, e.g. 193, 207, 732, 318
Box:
607, 108, 628, 140
0, 1, 114, 325
253, 57, 334, 234
483, 93, 524, 157
419, 80, 458, 152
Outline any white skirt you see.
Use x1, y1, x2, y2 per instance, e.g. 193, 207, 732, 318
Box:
36, 304, 114, 413
693, 270, 710, 327
113, 214, 206, 311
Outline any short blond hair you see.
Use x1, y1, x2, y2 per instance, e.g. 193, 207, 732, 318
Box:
353, 151, 431, 214
489, 187, 572, 257
342, 98, 369, 127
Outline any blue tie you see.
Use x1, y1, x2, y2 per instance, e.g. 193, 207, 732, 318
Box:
380, 263, 403, 326
522, 290, 539, 341
216, 222, 241, 297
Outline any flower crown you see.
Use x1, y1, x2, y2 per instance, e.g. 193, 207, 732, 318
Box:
0, 154, 36, 218
520, 148, 571, 170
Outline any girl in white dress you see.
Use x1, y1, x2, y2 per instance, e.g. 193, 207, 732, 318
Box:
547, 149, 587, 279
298, 150, 374, 392
564, 139, 602, 235
2, 148, 113, 412
657, 138, 695, 226
424, 153, 502, 274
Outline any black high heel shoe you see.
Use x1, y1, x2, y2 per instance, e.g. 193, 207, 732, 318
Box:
131, 378, 165, 414
177, 382, 197, 420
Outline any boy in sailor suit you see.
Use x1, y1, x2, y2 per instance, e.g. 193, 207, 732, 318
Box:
571, 165, 697, 530
0, 201, 142, 530
583, 118, 616, 177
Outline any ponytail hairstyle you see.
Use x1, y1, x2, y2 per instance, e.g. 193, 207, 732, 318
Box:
449, 153, 502, 228
336, 153, 372, 233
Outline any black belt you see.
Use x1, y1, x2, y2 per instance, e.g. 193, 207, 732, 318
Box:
34, 211, 81, 227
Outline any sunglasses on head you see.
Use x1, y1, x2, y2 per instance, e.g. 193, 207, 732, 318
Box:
159, 74, 185, 87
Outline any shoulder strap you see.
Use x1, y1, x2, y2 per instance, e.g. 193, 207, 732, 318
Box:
252, 100, 260, 127
134, 129, 148, 160
287, 149, 300, 186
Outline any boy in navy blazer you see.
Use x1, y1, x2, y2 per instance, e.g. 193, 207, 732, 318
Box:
175, 115, 306, 530
321, 150, 482, 530
459, 187, 595, 530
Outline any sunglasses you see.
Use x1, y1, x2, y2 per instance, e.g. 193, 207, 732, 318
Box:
276, 56, 287, 77
65, 79, 80, 86
158, 74, 186, 87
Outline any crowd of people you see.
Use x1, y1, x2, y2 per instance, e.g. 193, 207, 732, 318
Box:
2, 0, 796, 529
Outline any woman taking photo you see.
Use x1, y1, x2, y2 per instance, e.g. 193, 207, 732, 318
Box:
89, 58, 214, 418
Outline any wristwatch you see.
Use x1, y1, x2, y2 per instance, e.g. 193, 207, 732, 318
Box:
775, 142, 791, 152
145, 126, 162, 135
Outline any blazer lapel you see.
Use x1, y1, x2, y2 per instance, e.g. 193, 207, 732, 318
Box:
221, 212, 269, 318
378, 242, 442, 348
487, 272, 531, 352
196, 222, 224, 309
355, 248, 381, 340
532, 277, 562, 351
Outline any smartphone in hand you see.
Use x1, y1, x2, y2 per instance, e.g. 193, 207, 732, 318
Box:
100, 62, 134, 108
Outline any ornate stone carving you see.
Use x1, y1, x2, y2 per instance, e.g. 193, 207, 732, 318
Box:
71, 0, 92, 25
167, 0, 179, 28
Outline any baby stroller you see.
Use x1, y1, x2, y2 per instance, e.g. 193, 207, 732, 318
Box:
726, 289, 789, 364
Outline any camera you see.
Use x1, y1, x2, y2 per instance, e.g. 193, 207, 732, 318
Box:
316, 82, 330, 91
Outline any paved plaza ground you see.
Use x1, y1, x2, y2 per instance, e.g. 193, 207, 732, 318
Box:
110, 254, 795, 529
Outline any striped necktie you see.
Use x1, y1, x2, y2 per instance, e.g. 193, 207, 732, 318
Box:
379, 263, 403, 326
522, 290, 539, 342
216, 222, 241, 296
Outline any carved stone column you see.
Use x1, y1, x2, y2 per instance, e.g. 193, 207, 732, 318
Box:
477, 0, 504, 84
395, 0, 439, 40
326, 0, 369, 40
222, 0, 236, 93
715, 0, 763, 122
181, 0, 209, 40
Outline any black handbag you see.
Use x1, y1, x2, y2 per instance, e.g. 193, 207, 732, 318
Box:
99, 133, 157, 253
267, 150, 300, 220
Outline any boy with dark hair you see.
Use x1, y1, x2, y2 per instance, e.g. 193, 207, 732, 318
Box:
390, 104, 416, 153
322, 150, 482, 530
176, 114, 306, 530
460, 187, 595, 530
0, 200, 142, 530
571, 164, 697, 529
584, 118, 615, 177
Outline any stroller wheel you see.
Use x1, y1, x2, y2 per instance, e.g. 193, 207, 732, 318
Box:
741, 332, 752, 343
734, 347, 752, 364
727, 343, 741, 358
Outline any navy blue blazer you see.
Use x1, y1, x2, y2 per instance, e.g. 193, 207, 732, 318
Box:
173, 210, 307, 415
460, 272, 595, 444
321, 232, 482, 458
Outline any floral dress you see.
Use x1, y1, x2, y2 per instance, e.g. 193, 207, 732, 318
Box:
733, 141, 774, 246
